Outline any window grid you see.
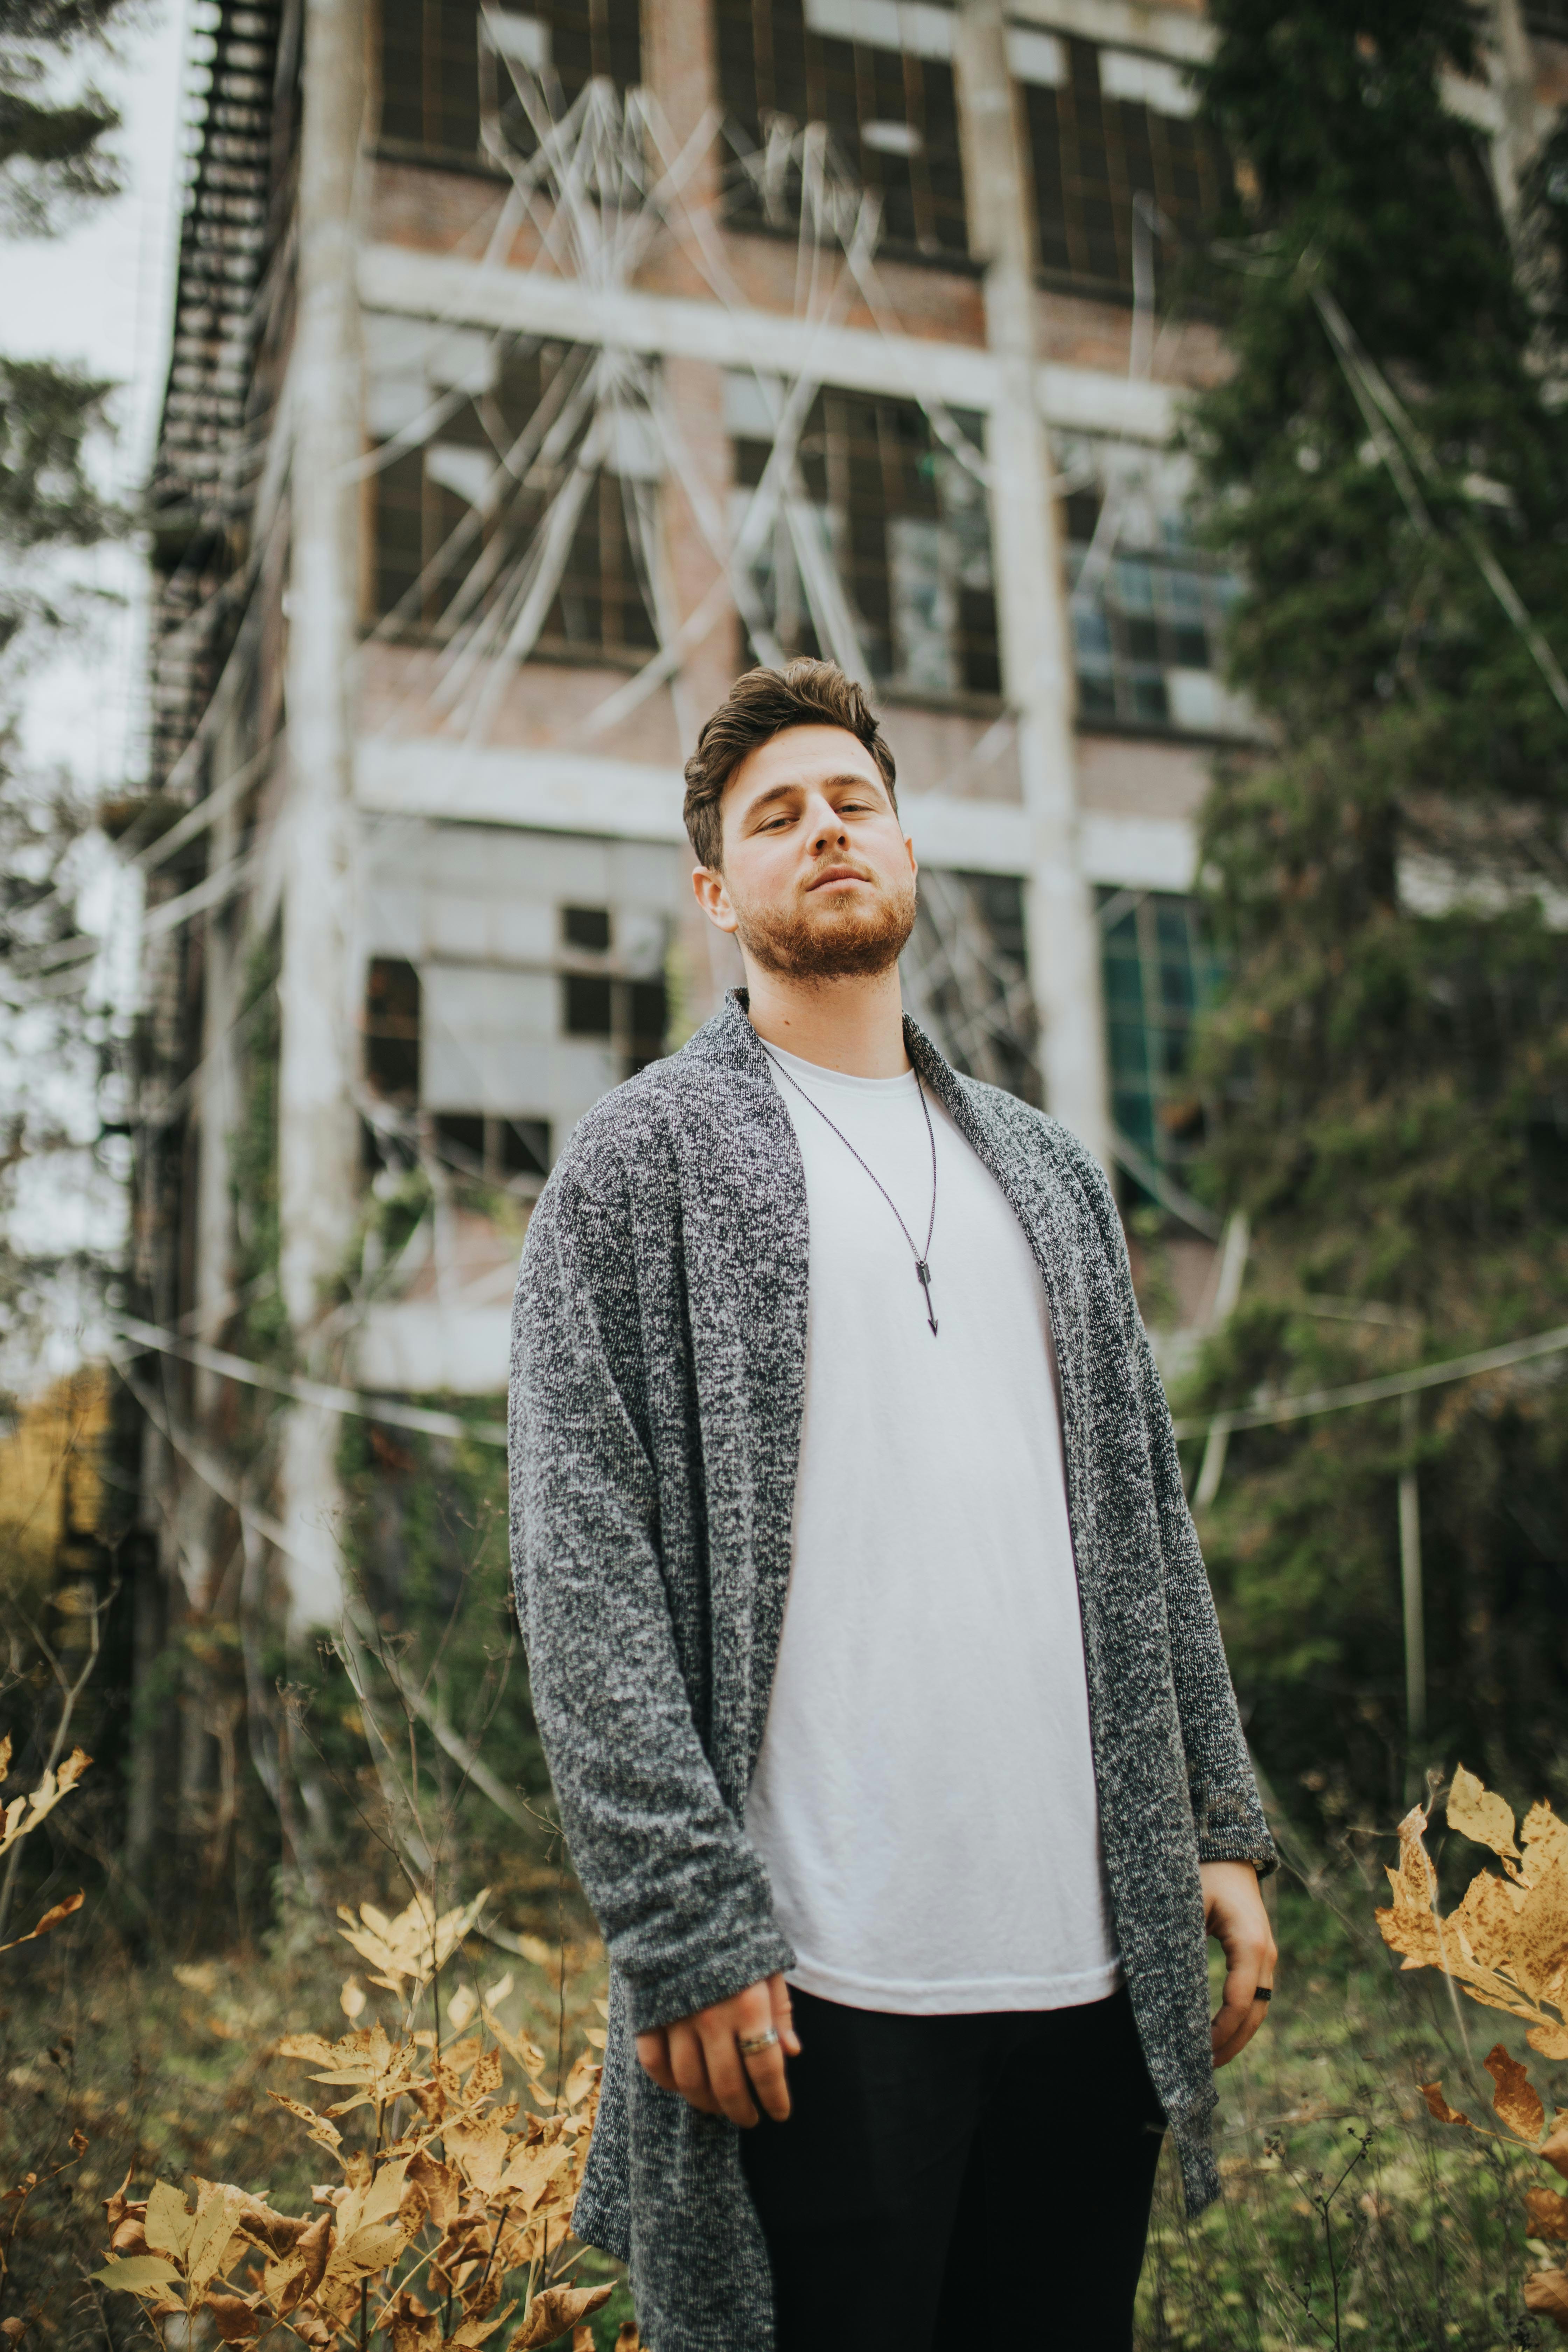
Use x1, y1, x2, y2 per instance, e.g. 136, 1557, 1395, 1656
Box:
1024, 38, 1225, 298
1066, 489, 1239, 733
734, 387, 998, 699
717, 0, 968, 259
482, 0, 642, 161
370, 342, 658, 661
377, 0, 642, 162
1099, 889, 1223, 1181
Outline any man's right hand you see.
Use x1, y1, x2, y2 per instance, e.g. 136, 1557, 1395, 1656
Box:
635, 1972, 800, 2127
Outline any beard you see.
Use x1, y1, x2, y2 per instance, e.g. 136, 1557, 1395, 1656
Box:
730, 867, 918, 981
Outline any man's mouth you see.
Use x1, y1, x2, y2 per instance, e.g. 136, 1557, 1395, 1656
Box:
806, 866, 871, 892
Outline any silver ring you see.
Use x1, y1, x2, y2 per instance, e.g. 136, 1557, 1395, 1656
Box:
736, 2025, 780, 2056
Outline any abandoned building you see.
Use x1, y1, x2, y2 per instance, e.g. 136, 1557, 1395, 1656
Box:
125, 0, 1563, 1645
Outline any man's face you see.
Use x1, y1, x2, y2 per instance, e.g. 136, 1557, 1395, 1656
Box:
693, 724, 918, 981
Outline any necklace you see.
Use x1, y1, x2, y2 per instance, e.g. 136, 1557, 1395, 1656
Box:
763, 1046, 940, 1337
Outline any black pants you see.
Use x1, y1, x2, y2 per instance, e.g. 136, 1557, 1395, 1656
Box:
739, 1984, 1166, 2352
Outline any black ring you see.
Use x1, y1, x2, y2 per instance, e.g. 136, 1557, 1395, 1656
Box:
1255, 1987, 1273, 2003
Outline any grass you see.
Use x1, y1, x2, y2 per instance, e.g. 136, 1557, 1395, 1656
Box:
1138, 1882, 1554, 2351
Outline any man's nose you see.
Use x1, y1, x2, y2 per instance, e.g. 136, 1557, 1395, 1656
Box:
807, 802, 849, 850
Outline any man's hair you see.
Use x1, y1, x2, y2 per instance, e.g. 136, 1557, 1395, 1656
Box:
681, 659, 898, 870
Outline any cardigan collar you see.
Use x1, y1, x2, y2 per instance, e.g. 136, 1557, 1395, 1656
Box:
703, 982, 964, 1108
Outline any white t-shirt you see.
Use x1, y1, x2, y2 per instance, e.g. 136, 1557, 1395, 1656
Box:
745, 1041, 1121, 2014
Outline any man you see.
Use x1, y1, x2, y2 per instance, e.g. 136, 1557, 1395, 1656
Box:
509, 659, 1276, 2352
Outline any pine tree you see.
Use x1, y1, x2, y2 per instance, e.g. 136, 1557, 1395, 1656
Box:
0, 0, 129, 1362
1183, 0, 1568, 1820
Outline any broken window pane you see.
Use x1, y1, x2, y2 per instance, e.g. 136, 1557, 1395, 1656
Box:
732, 382, 995, 700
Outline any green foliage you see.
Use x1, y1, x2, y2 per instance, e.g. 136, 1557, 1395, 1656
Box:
1139, 1883, 1544, 2350
228, 928, 288, 1368
335, 1408, 552, 1897
1180, 1, 1568, 1814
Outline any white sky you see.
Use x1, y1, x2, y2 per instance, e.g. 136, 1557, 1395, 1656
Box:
6, 0, 192, 791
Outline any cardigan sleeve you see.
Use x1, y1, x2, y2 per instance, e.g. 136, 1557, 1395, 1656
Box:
1062, 1134, 1276, 1877
508, 1149, 794, 2033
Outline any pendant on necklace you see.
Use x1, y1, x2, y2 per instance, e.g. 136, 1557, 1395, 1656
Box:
914, 1260, 938, 1338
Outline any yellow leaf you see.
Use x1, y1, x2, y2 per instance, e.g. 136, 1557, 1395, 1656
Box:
509, 2285, 612, 2350
1527, 2188, 1568, 2241
278, 2034, 338, 2064
0, 1733, 10, 1783
92, 2256, 187, 2296
188, 2185, 246, 2293
612, 2328, 642, 2352
337, 2219, 406, 2274
482, 1974, 514, 2009
1542, 2113, 1568, 2182
1485, 2045, 1545, 2143
145, 2180, 195, 2259
341, 1976, 367, 2022
1449, 1764, 1522, 1866
0, 1751, 91, 1858
447, 1984, 478, 2032
1375, 1805, 1444, 1970
360, 2155, 413, 2233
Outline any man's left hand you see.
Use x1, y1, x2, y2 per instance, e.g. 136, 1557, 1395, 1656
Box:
1200, 1859, 1276, 2068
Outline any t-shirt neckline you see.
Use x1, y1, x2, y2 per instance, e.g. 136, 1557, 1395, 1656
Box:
761, 1038, 919, 1096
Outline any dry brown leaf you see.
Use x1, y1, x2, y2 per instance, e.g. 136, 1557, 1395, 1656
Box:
1449, 1764, 1523, 1867
1376, 1776, 1568, 2054
202, 2293, 260, 2342
276, 2033, 337, 2064
1542, 2114, 1568, 2182
0, 1735, 9, 1784
1527, 2188, 1568, 2241
292, 2211, 334, 2305
448, 2301, 516, 2347
267, 2092, 344, 2154
0, 1887, 84, 1954
446, 2116, 512, 2197
611, 2329, 641, 2352
1525, 2269, 1568, 2331
509, 2284, 612, 2350
1, 2316, 25, 2344
1487, 2045, 1547, 2144
406, 2152, 460, 2231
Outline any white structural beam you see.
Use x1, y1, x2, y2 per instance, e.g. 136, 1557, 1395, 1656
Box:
357, 245, 1177, 445
1007, 0, 1212, 65
274, 0, 366, 1633
954, 0, 1110, 1167
356, 736, 1196, 891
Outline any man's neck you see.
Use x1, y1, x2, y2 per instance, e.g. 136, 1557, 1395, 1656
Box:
741, 961, 910, 1078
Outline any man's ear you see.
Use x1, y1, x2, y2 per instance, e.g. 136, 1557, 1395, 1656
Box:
692, 864, 739, 934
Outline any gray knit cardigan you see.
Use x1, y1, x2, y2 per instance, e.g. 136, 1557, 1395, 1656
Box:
508, 990, 1273, 2352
